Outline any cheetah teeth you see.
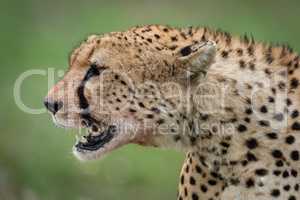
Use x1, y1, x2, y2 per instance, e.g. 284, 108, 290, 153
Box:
76, 124, 104, 143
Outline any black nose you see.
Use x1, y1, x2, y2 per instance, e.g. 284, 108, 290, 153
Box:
44, 100, 63, 114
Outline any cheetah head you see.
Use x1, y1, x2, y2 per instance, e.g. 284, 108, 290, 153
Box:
44, 26, 216, 160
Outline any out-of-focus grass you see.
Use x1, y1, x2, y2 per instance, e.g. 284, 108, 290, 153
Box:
1, 0, 300, 199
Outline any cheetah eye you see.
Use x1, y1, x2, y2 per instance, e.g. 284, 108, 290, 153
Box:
84, 63, 107, 81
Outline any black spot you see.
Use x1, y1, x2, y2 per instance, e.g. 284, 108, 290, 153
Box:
286, 98, 292, 106
291, 110, 299, 118
180, 45, 192, 56
210, 171, 221, 179
184, 187, 188, 196
264, 68, 271, 75
244, 117, 251, 123
208, 179, 217, 186
241, 160, 248, 166
120, 80, 127, 85
273, 170, 281, 176
286, 135, 295, 145
245, 108, 253, 115
282, 170, 289, 178
245, 138, 258, 149
260, 105, 268, 113
116, 98, 121, 103
200, 185, 208, 193
237, 124, 247, 132
270, 189, 280, 197
129, 108, 137, 113
138, 102, 145, 108
146, 114, 154, 119
272, 150, 283, 158
290, 78, 299, 89
266, 132, 278, 140
290, 150, 299, 161
220, 141, 230, 148
258, 120, 270, 127
150, 107, 160, 113
283, 185, 290, 191
154, 34, 160, 39
221, 51, 229, 58
171, 36, 178, 42
245, 178, 255, 188
192, 193, 199, 200
276, 160, 284, 167
246, 152, 257, 161
291, 122, 300, 130
291, 169, 298, 177
239, 60, 246, 68
181, 175, 184, 184
289, 196, 296, 200
255, 168, 268, 176
189, 176, 196, 185
268, 96, 275, 103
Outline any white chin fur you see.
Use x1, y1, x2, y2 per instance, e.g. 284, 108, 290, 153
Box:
72, 119, 138, 161
72, 147, 107, 161
72, 131, 131, 161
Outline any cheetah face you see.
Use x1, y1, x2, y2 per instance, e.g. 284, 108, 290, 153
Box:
44, 28, 216, 160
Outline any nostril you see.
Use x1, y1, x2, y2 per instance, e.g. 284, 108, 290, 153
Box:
44, 100, 63, 114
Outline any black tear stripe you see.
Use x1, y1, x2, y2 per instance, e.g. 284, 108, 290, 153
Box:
77, 65, 106, 125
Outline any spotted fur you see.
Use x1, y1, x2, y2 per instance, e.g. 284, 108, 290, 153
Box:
45, 25, 300, 200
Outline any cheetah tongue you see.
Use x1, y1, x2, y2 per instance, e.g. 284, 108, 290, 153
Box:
75, 125, 116, 151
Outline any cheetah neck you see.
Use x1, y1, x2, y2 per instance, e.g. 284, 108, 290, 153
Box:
170, 28, 300, 170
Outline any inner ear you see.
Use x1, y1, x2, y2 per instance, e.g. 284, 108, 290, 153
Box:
176, 41, 216, 76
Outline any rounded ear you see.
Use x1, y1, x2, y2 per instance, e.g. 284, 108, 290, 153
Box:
175, 41, 216, 78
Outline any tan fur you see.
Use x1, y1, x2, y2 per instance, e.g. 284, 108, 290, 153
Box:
46, 25, 300, 199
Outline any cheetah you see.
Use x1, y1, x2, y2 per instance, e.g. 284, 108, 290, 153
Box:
45, 25, 300, 200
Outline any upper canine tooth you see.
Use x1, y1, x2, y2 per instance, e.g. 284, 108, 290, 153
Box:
80, 137, 88, 143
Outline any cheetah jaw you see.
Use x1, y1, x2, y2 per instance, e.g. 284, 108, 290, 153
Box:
72, 121, 132, 161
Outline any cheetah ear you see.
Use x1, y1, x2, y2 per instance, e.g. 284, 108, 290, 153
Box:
175, 41, 216, 77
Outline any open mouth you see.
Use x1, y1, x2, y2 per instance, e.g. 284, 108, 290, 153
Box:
75, 124, 117, 152
71, 115, 134, 160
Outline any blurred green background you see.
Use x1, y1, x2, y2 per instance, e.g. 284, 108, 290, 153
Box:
1, 0, 300, 199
